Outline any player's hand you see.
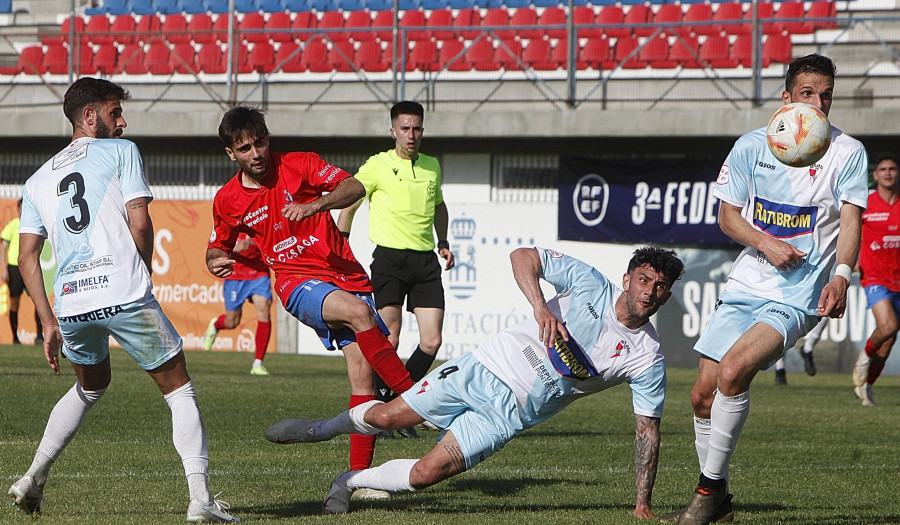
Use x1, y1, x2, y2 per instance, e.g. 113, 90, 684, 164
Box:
207, 256, 236, 278
43, 324, 63, 375
633, 504, 656, 519
281, 203, 316, 221
533, 304, 568, 349
817, 277, 849, 318
761, 237, 806, 271
440, 248, 455, 270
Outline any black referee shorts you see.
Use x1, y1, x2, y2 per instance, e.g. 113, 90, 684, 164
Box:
370, 245, 445, 312
7, 264, 26, 298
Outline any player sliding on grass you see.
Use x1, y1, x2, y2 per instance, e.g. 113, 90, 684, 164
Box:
9, 77, 239, 523
206, 106, 413, 477
266, 246, 684, 519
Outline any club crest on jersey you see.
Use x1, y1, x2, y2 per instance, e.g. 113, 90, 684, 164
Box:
416, 381, 432, 394
547, 333, 598, 380
610, 340, 631, 358
808, 163, 822, 184
752, 197, 817, 239
283, 191, 293, 206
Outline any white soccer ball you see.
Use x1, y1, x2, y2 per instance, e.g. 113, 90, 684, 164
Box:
766, 102, 832, 168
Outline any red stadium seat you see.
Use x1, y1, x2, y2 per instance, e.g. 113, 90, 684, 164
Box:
730, 34, 755, 67
301, 38, 329, 72
807, 1, 837, 30
111, 14, 137, 45
598, 5, 628, 39
482, 9, 512, 39
247, 41, 275, 72
400, 10, 427, 42
698, 34, 737, 68
319, 11, 347, 42
683, 3, 715, 36
573, 6, 601, 39
669, 34, 700, 68
187, 13, 215, 44
550, 38, 573, 69
638, 33, 675, 69
538, 7, 566, 40
510, 7, 539, 40
119, 43, 147, 74
136, 14, 163, 44
354, 40, 387, 71
327, 40, 355, 72
613, 35, 645, 69
495, 37, 521, 70
625, 5, 652, 38
275, 41, 305, 72
44, 16, 85, 45
773, 1, 810, 34
266, 12, 292, 43
162, 13, 191, 44
652, 4, 683, 36
145, 41, 174, 74
197, 42, 226, 73
345, 11, 373, 42
748, 2, 778, 35
74, 43, 95, 74
18, 45, 45, 74
213, 14, 232, 43
762, 33, 792, 65
522, 37, 555, 71
170, 42, 197, 73
86, 15, 113, 45
713, 2, 746, 36
426, 9, 453, 42
453, 8, 480, 40
241, 12, 267, 44
579, 37, 612, 70
466, 37, 498, 71
291, 12, 317, 42
42, 43, 69, 74
438, 38, 470, 71
371, 10, 393, 41
230, 42, 252, 73
409, 39, 438, 71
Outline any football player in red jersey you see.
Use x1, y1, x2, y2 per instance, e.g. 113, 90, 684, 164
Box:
852, 153, 900, 405
206, 106, 413, 477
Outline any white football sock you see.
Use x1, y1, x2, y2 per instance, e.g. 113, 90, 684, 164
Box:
253, 359, 263, 367
31, 383, 106, 485
804, 319, 826, 353
349, 459, 417, 493
693, 417, 711, 472
164, 381, 210, 503
702, 390, 750, 482
774, 358, 785, 371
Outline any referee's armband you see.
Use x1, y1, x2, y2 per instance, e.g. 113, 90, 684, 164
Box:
437, 240, 450, 251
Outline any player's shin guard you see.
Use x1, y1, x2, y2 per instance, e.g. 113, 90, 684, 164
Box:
702, 390, 749, 482
355, 327, 413, 394
255, 321, 271, 361
349, 395, 377, 471
350, 459, 418, 493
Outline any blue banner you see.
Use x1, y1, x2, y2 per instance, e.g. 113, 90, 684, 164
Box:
558, 157, 735, 245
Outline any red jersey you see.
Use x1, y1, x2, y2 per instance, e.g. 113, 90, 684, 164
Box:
228, 233, 270, 281
209, 152, 372, 303
860, 190, 900, 291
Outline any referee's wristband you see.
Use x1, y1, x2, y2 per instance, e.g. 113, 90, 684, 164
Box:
437, 240, 450, 251
341, 231, 350, 239
834, 263, 852, 282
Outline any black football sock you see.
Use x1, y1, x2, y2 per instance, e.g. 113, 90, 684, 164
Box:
405, 345, 437, 382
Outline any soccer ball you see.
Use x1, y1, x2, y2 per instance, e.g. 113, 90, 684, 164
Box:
766, 102, 832, 168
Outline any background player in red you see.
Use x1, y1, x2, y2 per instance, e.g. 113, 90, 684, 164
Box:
852, 152, 900, 406
203, 232, 273, 376
205, 106, 413, 475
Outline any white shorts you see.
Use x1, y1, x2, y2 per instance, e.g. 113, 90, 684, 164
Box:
694, 290, 819, 366
401, 352, 524, 469
58, 297, 183, 370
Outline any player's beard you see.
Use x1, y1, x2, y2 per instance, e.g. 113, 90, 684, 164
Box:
95, 118, 122, 139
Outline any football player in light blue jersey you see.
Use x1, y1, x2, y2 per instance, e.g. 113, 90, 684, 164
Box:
8, 78, 239, 523
264, 246, 684, 519
665, 54, 869, 525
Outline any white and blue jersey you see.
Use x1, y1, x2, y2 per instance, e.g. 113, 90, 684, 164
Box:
472, 247, 666, 427
715, 126, 869, 314
20, 137, 154, 317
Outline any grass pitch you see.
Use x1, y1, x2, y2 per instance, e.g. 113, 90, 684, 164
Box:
2, 345, 899, 524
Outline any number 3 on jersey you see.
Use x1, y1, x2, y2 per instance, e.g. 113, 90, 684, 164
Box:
58, 172, 90, 234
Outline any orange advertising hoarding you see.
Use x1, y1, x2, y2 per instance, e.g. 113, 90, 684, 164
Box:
0, 198, 274, 353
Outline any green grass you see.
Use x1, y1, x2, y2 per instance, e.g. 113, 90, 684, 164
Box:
2, 345, 900, 524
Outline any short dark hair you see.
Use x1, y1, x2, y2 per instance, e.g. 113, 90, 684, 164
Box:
218, 106, 269, 148
62, 77, 129, 126
874, 152, 899, 167
390, 100, 424, 121
627, 246, 684, 288
785, 54, 837, 93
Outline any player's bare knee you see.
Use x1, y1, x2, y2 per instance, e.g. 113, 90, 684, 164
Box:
419, 338, 441, 355
408, 459, 449, 489
344, 300, 377, 330
690, 387, 713, 417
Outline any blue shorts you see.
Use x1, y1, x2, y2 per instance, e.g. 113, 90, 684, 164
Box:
402, 352, 524, 470
284, 279, 388, 350
58, 297, 182, 371
224, 276, 272, 311
864, 284, 900, 312
694, 290, 819, 366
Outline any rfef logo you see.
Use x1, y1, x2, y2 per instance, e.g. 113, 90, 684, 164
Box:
572, 173, 609, 226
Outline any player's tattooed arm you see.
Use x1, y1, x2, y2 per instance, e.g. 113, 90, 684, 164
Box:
440, 442, 467, 478
125, 197, 154, 274
633, 414, 660, 518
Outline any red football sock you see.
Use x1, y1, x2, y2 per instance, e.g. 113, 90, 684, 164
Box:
214, 315, 227, 331
349, 394, 377, 471
255, 321, 270, 361
355, 327, 413, 394
868, 356, 887, 385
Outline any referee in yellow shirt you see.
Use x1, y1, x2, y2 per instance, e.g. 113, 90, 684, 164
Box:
0, 199, 44, 344
338, 101, 454, 438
